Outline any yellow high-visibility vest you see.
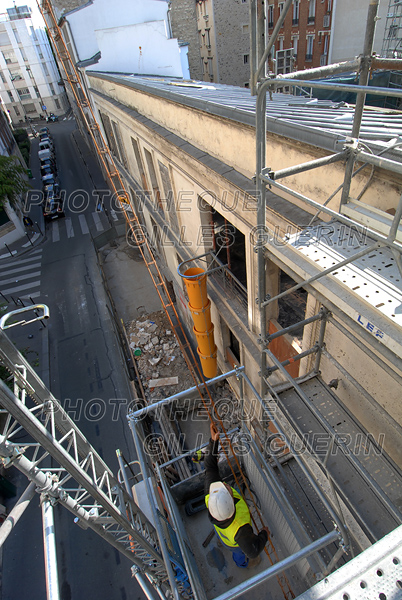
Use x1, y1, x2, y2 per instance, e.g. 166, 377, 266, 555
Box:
205, 488, 251, 548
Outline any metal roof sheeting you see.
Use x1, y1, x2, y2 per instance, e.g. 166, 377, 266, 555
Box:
89, 72, 402, 158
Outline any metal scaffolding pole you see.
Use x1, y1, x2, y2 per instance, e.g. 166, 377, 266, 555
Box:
211, 531, 340, 600
340, 0, 380, 207
264, 150, 349, 181
41, 496, 61, 600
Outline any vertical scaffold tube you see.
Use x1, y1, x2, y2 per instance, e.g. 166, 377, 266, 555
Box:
182, 267, 217, 379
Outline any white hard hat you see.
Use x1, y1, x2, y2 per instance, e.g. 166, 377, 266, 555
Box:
208, 482, 235, 521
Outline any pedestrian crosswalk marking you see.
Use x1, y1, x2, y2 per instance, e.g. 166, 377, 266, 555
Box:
47, 212, 109, 242
0, 249, 42, 301
52, 220, 60, 243
79, 214, 89, 234
0, 261, 41, 276
0, 270, 41, 287
65, 218, 74, 238
92, 212, 103, 232
2, 280, 40, 295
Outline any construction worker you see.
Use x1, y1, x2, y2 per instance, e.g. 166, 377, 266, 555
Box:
204, 422, 269, 568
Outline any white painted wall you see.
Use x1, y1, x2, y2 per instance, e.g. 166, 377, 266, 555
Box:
92, 21, 183, 77
329, 0, 389, 64
64, 0, 185, 78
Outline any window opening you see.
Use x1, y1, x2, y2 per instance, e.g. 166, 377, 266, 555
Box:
159, 161, 179, 233
130, 138, 147, 193
144, 148, 163, 212
111, 120, 128, 169
277, 272, 307, 346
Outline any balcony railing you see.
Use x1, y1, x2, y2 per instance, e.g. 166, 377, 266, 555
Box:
305, 53, 313, 62
268, 21, 274, 28
292, 18, 299, 25
210, 253, 248, 311
307, 16, 315, 24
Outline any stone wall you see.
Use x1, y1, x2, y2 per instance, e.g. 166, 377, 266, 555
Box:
170, 0, 202, 80
214, 0, 250, 87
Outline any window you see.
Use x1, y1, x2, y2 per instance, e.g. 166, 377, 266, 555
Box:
54, 99, 60, 109
14, 105, 20, 116
159, 161, 179, 233
279, 2, 284, 15
42, 63, 49, 76
243, 54, 249, 64
268, 4, 274, 27
131, 137, 149, 191
292, 35, 298, 57
306, 35, 314, 60
0, 71, 6, 83
9, 70, 22, 81
208, 56, 213, 77
26, 66, 33, 79
323, 14, 330, 27
18, 87, 31, 99
30, 26, 38, 41
2, 50, 17, 65
24, 102, 36, 113
7, 90, 14, 102
279, 36, 284, 51
308, 0, 316, 23
33, 86, 39, 97
205, 28, 211, 47
38, 48, 44, 60
7, 6, 31, 20
99, 112, 119, 160
323, 35, 329, 55
12, 28, 21, 44
20, 47, 28, 62
0, 31, 11, 46
292, 0, 299, 24
327, 0, 332, 11
111, 120, 128, 168
144, 148, 163, 212
49, 82, 55, 95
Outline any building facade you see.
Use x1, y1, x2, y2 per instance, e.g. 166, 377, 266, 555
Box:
170, 0, 202, 81
0, 4, 68, 125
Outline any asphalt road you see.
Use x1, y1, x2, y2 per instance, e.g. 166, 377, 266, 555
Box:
1, 118, 145, 600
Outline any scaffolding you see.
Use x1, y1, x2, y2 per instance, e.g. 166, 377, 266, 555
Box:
1, 0, 402, 599
381, 0, 402, 59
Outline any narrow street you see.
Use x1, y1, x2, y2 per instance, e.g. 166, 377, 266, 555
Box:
1, 119, 144, 600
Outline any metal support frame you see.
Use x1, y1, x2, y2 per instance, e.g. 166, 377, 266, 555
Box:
264, 150, 349, 181
41, 496, 61, 600
263, 349, 402, 526
0, 329, 177, 595
340, 0, 379, 207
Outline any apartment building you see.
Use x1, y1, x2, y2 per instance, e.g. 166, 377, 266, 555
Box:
0, 105, 26, 243
0, 4, 68, 125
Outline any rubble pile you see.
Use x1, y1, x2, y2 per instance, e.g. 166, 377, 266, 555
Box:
127, 310, 195, 403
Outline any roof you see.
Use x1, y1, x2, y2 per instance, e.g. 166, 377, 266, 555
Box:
87, 72, 402, 160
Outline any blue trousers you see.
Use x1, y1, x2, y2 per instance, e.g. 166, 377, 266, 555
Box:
215, 529, 249, 568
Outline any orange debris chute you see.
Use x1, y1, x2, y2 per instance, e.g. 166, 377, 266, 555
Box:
183, 267, 217, 379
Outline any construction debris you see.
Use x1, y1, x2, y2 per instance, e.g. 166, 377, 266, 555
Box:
126, 310, 196, 404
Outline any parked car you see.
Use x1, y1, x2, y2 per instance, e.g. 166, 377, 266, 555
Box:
43, 186, 64, 220
38, 148, 55, 162
41, 165, 57, 180
39, 127, 50, 136
39, 133, 52, 143
42, 173, 59, 192
38, 139, 54, 153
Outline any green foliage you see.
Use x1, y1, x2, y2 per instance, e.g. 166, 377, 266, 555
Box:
0, 155, 30, 208
13, 129, 31, 170
13, 128, 29, 145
